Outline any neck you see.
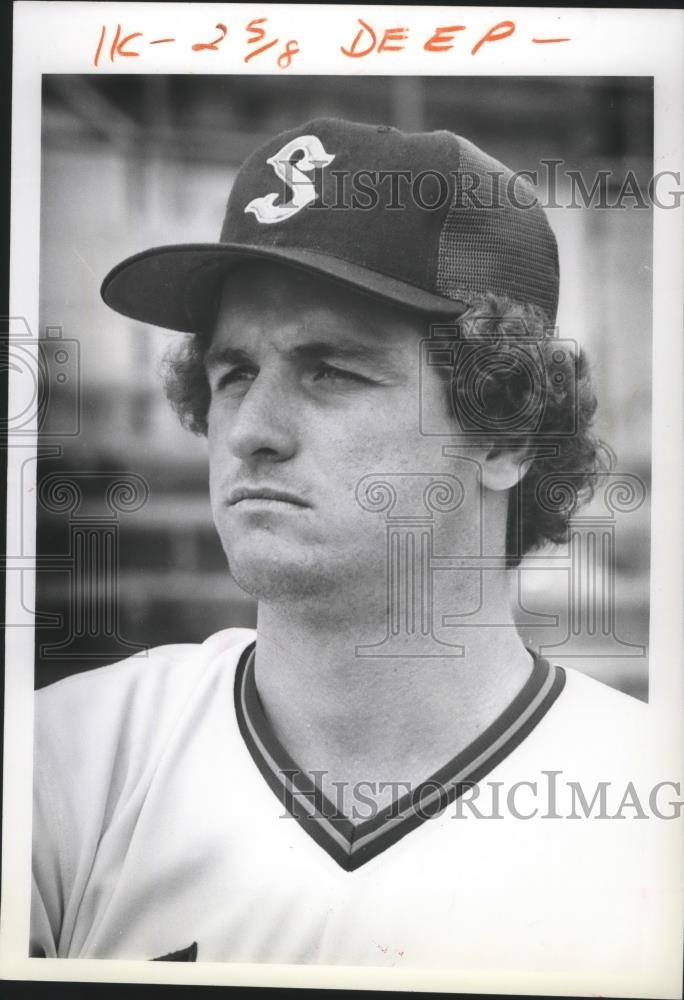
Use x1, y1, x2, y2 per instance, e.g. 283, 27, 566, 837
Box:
252, 570, 533, 815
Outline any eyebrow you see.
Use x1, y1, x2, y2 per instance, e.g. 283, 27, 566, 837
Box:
204, 345, 253, 373
204, 339, 401, 375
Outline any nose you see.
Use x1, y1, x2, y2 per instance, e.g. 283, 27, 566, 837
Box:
224, 366, 299, 464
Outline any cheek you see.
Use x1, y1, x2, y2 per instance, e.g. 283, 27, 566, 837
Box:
325, 403, 416, 461
206, 422, 235, 509
206, 428, 220, 489
206, 401, 236, 462
206, 405, 218, 453
320, 433, 424, 528
324, 436, 397, 498
206, 399, 224, 446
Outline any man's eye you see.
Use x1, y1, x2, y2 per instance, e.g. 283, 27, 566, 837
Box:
313, 364, 368, 383
214, 367, 256, 391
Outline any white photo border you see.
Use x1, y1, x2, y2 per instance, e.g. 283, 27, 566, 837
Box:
3, 3, 683, 996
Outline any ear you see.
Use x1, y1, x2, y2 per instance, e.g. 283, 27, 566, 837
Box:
479, 443, 531, 492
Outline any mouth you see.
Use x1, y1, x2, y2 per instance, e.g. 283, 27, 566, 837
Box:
227, 486, 310, 508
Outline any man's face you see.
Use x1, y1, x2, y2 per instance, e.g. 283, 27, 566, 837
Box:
206, 261, 485, 608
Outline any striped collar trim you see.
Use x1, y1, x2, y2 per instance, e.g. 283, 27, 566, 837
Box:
234, 643, 565, 872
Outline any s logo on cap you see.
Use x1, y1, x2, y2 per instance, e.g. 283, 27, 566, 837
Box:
244, 135, 335, 225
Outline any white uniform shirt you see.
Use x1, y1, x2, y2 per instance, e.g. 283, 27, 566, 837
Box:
31, 627, 672, 983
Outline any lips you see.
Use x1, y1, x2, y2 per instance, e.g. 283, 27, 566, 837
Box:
227, 486, 310, 507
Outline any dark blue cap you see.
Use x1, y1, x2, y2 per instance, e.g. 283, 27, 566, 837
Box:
101, 118, 559, 333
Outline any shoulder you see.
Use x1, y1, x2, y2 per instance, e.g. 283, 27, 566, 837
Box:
555, 663, 647, 724
31, 627, 255, 949
36, 627, 255, 712
34, 627, 256, 765
511, 661, 650, 780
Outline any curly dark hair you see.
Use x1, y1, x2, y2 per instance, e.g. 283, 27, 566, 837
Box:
161, 289, 605, 568
446, 293, 606, 566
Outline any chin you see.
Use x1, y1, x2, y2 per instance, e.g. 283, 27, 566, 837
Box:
225, 544, 338, 604
230, 563, 338, 604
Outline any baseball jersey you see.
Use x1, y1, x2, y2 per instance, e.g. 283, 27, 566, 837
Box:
30, 627, 672, 982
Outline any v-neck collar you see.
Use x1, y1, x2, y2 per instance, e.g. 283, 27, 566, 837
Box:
234, 642, 565, 871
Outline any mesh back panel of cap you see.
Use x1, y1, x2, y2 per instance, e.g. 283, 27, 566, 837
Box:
435, 139, 559, 321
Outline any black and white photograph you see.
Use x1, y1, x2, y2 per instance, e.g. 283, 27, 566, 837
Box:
2, 3, 683, 997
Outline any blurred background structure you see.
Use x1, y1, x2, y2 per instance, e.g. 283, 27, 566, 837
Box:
36, 75, 652, 697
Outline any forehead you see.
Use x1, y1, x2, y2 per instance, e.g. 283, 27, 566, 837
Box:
210, 261, 431, 351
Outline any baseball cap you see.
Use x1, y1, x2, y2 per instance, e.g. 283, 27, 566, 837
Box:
101, 117, 559, 333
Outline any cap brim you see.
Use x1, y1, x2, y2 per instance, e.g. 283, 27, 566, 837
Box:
101, 243, 468, 334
